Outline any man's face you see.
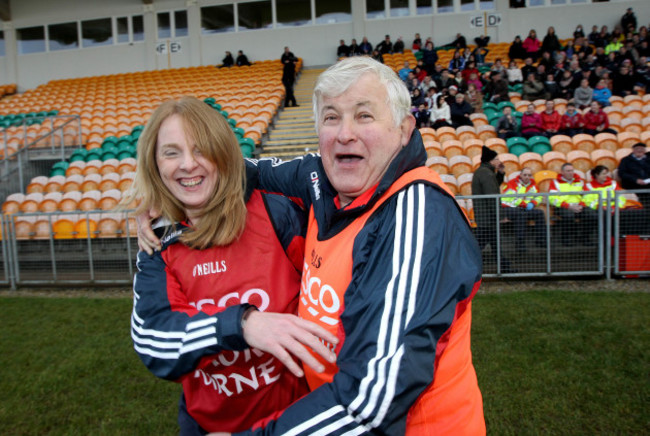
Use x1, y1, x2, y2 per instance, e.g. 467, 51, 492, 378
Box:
561, 165, 575, 181
520, 170, 532, 184
503, 107, 511, 116
545, 101, 554, 112
317, 74, 414, 206
632, 145, 646, 158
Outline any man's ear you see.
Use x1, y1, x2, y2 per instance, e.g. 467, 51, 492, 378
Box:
400, 114, 416, 147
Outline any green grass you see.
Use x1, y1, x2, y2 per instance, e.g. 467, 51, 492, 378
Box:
0, 291, 649, 435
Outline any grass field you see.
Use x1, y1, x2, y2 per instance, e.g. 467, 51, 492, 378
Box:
1, 289, 649, 435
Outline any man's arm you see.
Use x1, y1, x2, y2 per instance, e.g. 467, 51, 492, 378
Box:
236, 185, 482, 435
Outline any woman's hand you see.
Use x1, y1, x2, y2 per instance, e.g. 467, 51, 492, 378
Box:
243, 311, 338, 378
136, 209, 161, 254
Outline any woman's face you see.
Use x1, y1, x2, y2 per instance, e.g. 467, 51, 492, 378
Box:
595, 169, 609, 184
155, 114, 218, 221
590, 101, 600, 112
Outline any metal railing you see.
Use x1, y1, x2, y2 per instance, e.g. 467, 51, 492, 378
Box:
0, 190, 647, 289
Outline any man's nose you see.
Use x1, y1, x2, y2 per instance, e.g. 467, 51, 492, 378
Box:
337, 117, 356, 144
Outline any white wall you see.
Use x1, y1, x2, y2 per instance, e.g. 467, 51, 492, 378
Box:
1, 0, 648, 90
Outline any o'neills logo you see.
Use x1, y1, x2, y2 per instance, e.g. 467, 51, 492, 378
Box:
193, 260, 227, 277
310, 171, 321, 200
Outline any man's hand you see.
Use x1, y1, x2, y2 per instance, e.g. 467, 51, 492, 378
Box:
243, 311, 338, 378
568, 204, 583, 213
136, 209, 161, 254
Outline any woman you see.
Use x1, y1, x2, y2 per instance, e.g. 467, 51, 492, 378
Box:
521, 103, 544, 138
585, 165, 626, 211
509, 35, 526, 60
573, 25, 585, 40
126, 97, 336, 435
465, 81, 484, 113
448, 50, 466, 74
411, 87, 425, 109
506, 60, 523, 84
430, 94, 451, 128
541, 26, 561, 56
523, 29, 541, 60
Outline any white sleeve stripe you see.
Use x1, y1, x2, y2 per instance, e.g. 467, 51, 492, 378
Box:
133, 343, 181, 359
280, 406, 345, 436
406, 185, 425, 324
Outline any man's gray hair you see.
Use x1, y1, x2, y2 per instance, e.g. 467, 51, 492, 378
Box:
312, 57, 411, 132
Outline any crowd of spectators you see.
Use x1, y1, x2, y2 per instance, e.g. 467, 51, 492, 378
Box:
335, 8, 648, 138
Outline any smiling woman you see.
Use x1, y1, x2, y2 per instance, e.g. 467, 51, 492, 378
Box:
121, 96, 337, 434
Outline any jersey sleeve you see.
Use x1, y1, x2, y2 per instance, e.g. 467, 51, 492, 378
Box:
131, 249, 252, 381
237, 184, 483, 435
245, 155, 323, 209
261, 192, 307, 272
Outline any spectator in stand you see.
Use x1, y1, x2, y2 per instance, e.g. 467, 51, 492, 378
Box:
376, 34, 393, 55
573, 78, 593, 108
501, 167, 546, 252
220, 51, 234, 68
544, 73, 561, 99
407, 75, 420, 93
466, 82, 484, 113
637, 41, 650, 59
349, 38, 359, 56
583, 101, 617, 135
584, 165, 627, 211
472, 35, 491, 65
496, 106, 519, 139
520, 57, 537, 80
472, 146, 514, 272
484, 71, 509, 103
420, 75, 437, 94
605, 38, 623, 55
398, 61, 412, 82
448, 50, 466, 75
411, 87, 426, 109
430, 95, 452, 128
447, 33, 467, 50
446, 85, 460, 105
538, 52, 555, 75
281, 47, 299, 107
541, 26, 562, 57
421, 41, 439, 75
549, 163, 597, 246
522, 73, 547, 102
414, 103, 431, 129
461, 61, 480, 83
558, 69, 577, 100
621, 8, 637, 33
523, 29, 542, 60
506, 60, 523, 84
573, 25, 585, 40
588, 25, 601, 46
541, 100, 562, 137
509, 36, 527, 60
414, 65, 428, 82
412, 33, 422, 51
612, 64, 636, 96
424, 86, 439, 110
371, 49, 384, 64
439, 69, 456, 90
521, 103, 544, 138
358, 37, 372, 55
450, 93, 474, 127
236, 50, 251, 66
617, 142, 650, 208
635, 56, 650, 92
393, 36, 405, 54
560, 102, 584, 136
491, 58, 506, 76
337, 40, 351, 58
592, 79, 612, 107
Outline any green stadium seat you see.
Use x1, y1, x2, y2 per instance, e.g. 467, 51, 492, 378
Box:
497, 101, 515, 112
506, 136, 530, 156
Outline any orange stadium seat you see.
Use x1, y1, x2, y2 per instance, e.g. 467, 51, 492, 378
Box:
591, 149, 617, 171
457, 172, 473, 196
617, 132, 641, 148
500, 153, 521, 174
534, 170, 558, 192
594, 132, 619, 152
100, 173, 120, 192
45, 175, 65, 193
609, 96, 624, 109
477, 125, 497, 141
26, 176, 49, 194
81, 174, 101, 192
484, 137, 508, 154
622, 105, 643, 120
641, 131, 650, 147
60, 192, 82, 212
621, 118, 642, 133
74, 216, 98, 239
99, 189, 121, 211
20, 193, 43, 213
436, 126, 457, 143
426, 156, 450, 174
463, 139, 483, 160
615, 148, 631, 163
79, 191, 100, 211
457, 126, 478, 142
98, 212, 120, 238
440, 174, 459, 195
39, 192, 62, 213
14, 216, 35, 240
519, 152, 544, 174
424, 140, 443, 157
550, 135, 573, 154
567, 150, 592, 173
449, 155, 473, 178
542, 151, 567, 173
572, 134, 596, 153
2, 193, 24, 215
442, 139, 464, 159
53, 215, 76, 239
469, 113, 488, 126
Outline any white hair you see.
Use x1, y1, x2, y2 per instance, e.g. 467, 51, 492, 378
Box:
312, 57, 411, 133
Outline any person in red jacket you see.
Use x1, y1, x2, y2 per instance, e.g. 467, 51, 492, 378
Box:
560, 102, 584, 137
501, 167, 547, 251
127, 96, 337, 435
583, 101, 617, 135
540, 100, 562, 137
521, 103, 544, 138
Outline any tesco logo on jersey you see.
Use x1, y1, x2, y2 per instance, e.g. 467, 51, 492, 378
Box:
189, 288, 270, 312
300, 262, 340, 326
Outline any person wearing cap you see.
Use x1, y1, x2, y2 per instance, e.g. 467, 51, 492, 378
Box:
617, 142, 650, 208
483, 70, 509, 103
472, 146, 514, 271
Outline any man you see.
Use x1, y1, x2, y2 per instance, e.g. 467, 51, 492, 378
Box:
549, 163, 598, 246
392, 36, 405, 53
621, 7, 637, 32
449, 92, 473, 127
375, 34, 393, 54
142, 57, 484, 435
336, 39, 350, 58
501, 167, 546, 251
483, 70, 509, 103
617, 142, 650, 208
281, 46, 299, 108
398, 60, 412, 82
236, 50, 251, 67
496, 105, 519, 139
472, 146, 513, 272
560, 102, 584, 137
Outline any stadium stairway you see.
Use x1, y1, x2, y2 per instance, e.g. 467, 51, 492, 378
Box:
259, 68, 324, 159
